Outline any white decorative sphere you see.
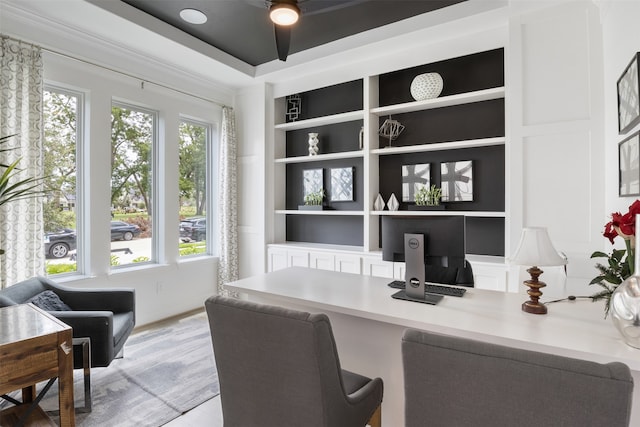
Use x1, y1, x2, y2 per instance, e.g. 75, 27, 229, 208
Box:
410, 72, 444, 101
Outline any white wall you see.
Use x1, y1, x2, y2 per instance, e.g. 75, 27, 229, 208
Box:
506, 0, 605, 294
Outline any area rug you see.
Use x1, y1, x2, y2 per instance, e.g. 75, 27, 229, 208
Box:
32, 310, 218, 426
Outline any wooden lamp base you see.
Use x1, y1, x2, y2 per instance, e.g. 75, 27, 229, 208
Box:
522, 266, 547, 315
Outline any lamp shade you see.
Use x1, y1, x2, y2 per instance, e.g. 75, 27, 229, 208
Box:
510, 227, 567, 267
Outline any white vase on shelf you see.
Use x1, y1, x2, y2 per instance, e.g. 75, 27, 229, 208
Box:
387, 193, 399, 211
410, 72, 443, 101
308, 133, 319, 156
373, 194, 385, 211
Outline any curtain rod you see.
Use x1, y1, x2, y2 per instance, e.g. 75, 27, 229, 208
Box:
1, 34, 229, 108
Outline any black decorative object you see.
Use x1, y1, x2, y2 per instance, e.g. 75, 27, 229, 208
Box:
619, 131, 640, 197
286, 93, 302, 122
618, 53, 640, 134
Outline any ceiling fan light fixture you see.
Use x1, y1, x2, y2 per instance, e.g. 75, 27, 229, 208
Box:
180, 8, 207, 25
270, 3, 300, 26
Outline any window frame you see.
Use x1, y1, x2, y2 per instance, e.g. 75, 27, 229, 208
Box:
178, 117, 216, 257
43, 84, 85, 277
110, 100, 159, 268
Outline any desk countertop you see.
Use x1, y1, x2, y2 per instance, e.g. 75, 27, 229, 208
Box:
226, 267, 640, 370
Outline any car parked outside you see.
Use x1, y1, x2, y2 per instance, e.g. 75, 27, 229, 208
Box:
110, 221, 141, 241
45, 228, 77, 259
179, 217, 206, 242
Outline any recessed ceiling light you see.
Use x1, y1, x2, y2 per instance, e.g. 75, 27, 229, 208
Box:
180, 8, 207, 25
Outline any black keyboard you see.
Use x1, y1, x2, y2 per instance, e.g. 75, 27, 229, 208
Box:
387, 280, 467, 297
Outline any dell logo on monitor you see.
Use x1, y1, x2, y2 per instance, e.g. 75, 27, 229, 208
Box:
408, 237, 420, 249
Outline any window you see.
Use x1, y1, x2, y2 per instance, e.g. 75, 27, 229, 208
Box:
178, 120, 210, 257
110, 103, 156, 267
43, 87, 81, 275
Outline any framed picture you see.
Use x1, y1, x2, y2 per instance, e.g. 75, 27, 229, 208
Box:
303, 168, 323, 197
618, 52, 640, 134
330, 167, 354, 201
619, 132, 640, 197
402, 163, 430, 202
441, 160, 473, 202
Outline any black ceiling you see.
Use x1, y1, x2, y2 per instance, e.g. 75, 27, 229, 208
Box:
120, 0, 466, 66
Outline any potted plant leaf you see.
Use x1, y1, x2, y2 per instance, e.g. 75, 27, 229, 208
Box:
0, 134, 46, 254
299, 189, 325, 210
409, 185, 445, 210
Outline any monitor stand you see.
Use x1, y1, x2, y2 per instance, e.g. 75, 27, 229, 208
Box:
391, 233, 443, 305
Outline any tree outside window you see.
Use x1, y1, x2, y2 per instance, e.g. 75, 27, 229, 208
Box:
110, 103, 155, 267
179, 120, 209, 257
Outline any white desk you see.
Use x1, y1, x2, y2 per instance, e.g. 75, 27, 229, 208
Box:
226, 267, 640, 425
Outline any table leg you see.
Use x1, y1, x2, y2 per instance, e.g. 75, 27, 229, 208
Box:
57, 330, 75, 427
21, 385, 36, 403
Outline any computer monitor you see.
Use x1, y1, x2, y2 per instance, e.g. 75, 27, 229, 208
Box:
381, 215, 466, 269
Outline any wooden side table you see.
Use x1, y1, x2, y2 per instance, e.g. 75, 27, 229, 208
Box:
0, 304, 75, 426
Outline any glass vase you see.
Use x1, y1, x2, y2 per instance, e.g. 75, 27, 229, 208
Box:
611, 275, 640, 349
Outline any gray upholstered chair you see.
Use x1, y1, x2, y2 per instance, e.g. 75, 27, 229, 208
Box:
205, 295, 383, 427
0, 276, 135, 369
401, 329, 634, 427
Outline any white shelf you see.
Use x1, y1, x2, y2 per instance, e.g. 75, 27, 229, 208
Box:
371, 137, 505, 155
275, 110, 364, 130
370, 210, 505, 218
275, 150, 364, 164
370, 87, 504, 116
275, 210, 365, 216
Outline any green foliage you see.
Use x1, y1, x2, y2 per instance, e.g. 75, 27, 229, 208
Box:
304, 190, 324, 206
45, 262, 77, 275
590, 246, 632, 317
111, 105, 152, 213
179, 241, 206, 256
179, 122, 207, 216
0, 135, 47, 254
132, 256, 150, 263
415, 185, 442, 206
43, 201, 76, 231
110, 255, 120, 266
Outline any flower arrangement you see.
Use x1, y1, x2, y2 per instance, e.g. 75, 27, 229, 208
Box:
590, 200, 640, 316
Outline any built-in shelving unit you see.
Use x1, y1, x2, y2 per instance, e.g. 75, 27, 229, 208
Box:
271, 48, 506, 260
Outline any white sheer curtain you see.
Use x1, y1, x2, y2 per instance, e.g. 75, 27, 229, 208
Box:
217, 106, 239, 295
0, 36, 45, 288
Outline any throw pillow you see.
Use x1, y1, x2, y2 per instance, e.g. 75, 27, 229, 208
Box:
27, 290, 72, 311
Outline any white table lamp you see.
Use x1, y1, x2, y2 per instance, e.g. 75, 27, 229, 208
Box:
511, 227, 567, 314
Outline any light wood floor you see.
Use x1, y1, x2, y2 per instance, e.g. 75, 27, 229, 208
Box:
163, 393, 223, 426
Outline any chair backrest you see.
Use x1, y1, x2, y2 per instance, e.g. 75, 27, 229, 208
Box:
402, 329, 634, 427
205, 295, 362, 427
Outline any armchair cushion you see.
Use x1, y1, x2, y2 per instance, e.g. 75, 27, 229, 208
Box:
27, 290, 72, 311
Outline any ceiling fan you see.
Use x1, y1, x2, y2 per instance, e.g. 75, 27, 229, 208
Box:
268, 0, 301, 61
263, 0, 365, 62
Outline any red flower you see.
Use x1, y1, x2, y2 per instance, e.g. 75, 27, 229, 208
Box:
604, 200, 640, 244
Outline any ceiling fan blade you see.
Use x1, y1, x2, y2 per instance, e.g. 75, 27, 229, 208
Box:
274, 24, 291, 61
